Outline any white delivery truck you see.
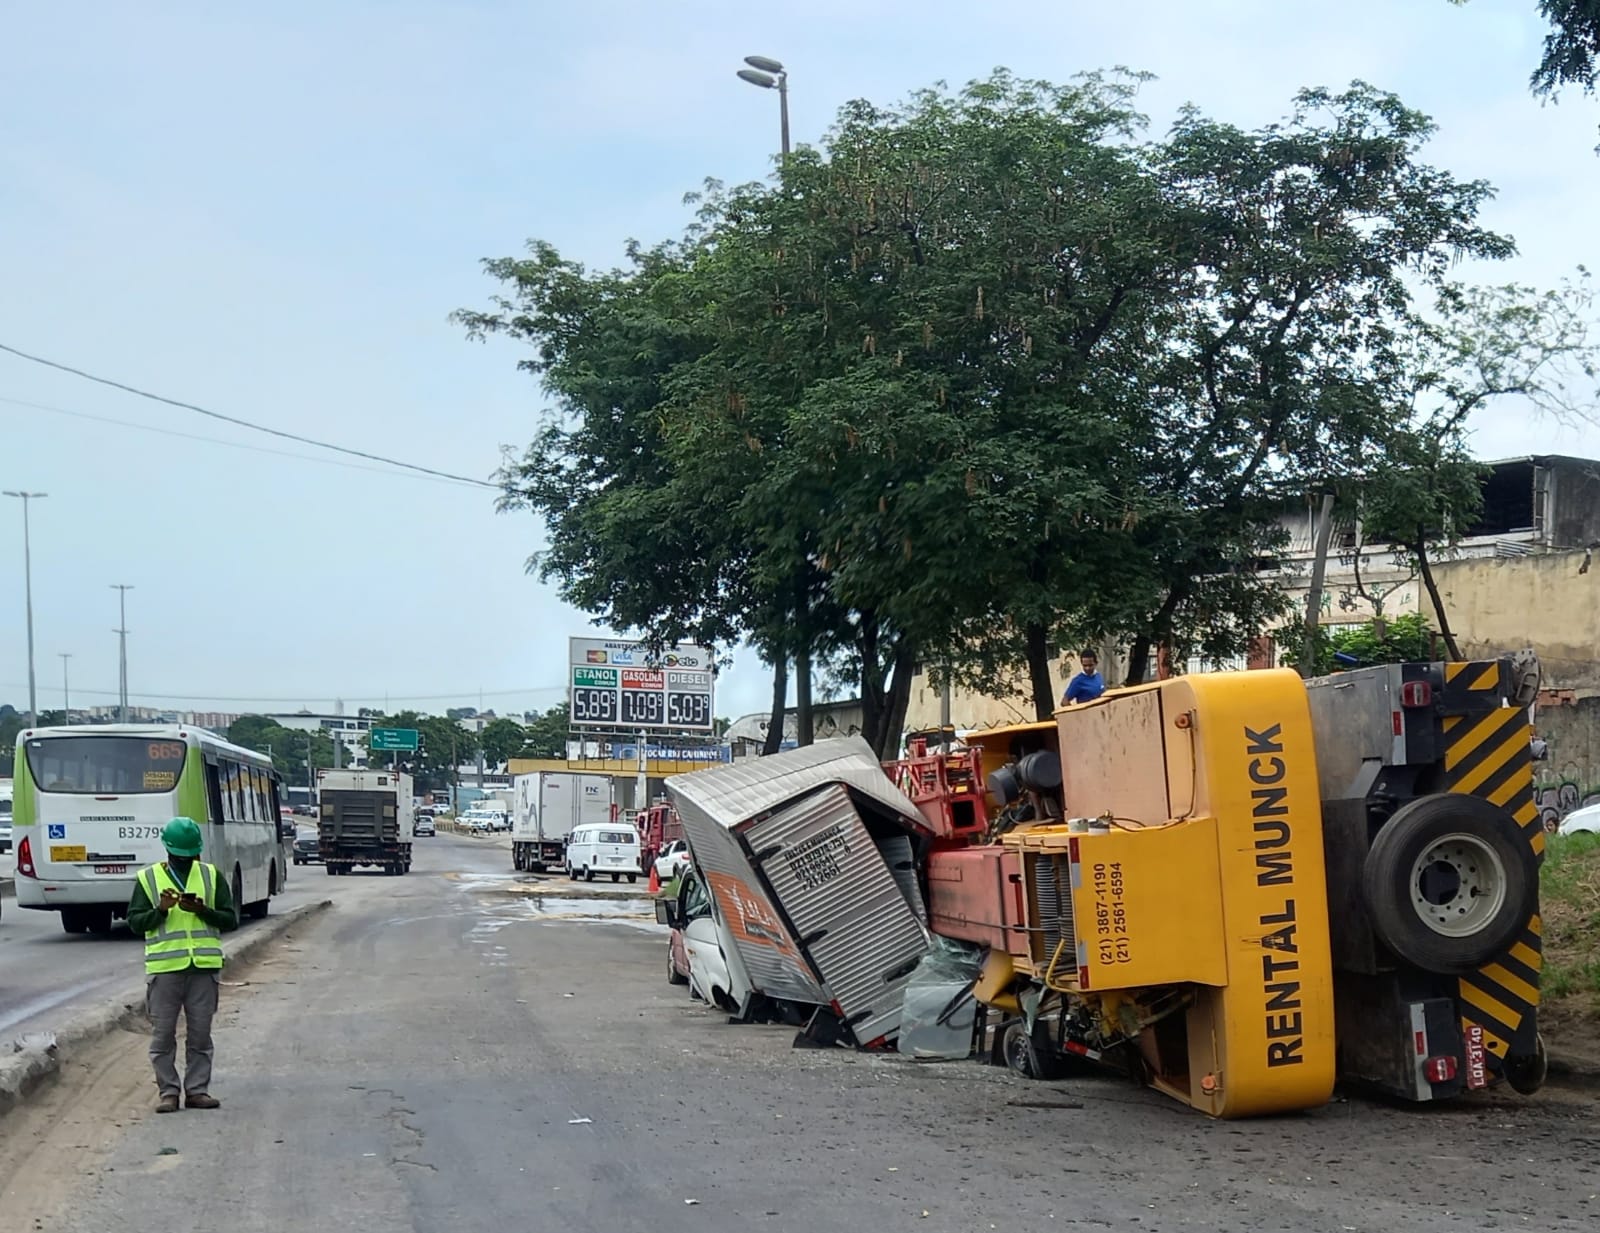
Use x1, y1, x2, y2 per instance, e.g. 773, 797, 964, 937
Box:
317, 768, 414, 875
666, 737, 933, 1046
512, 771, 613, 872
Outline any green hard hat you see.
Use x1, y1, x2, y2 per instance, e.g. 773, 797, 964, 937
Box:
161, 817, 203, 857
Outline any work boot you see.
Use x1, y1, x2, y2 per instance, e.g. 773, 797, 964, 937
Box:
185, 1092, 220, 1110
156, 1094, 180, 1114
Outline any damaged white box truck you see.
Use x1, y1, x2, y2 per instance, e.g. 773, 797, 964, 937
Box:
666, 737, 932, 1047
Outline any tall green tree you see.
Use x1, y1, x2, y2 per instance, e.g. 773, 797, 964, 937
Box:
479, 717, 526, 769
518, 703, 570, 758
1106, 82, 1515, 683
1343, 272, 1600, 657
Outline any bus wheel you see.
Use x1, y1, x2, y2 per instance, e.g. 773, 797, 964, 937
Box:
61, 907, 90, 935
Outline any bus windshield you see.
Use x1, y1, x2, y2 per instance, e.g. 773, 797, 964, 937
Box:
24, 736, 189, 794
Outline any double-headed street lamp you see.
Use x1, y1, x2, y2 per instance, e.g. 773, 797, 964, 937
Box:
736, 55, 790, 157
4, 490, 47, 726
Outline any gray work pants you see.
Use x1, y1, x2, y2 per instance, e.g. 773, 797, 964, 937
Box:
146, 967, 220, 1097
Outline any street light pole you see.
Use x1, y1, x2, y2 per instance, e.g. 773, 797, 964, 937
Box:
736, 55, 790, 157
4, 491, 47, 727
110, 583, 133, 722
59, 652, 72, 723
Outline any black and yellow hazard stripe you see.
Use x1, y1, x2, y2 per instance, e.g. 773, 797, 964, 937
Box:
1440, 660, 1506, 712
1439, 661, 1542, 1061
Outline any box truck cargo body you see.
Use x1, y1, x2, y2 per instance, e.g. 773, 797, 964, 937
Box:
512, 771, 612, 871
667, 737, 933, 1043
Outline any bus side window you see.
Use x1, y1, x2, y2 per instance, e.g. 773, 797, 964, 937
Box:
243, 767, 259, 823
224, 762, 240, 823
205, 763, 225, 826
254, 768, 270, 822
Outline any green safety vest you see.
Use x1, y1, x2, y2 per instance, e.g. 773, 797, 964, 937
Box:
139, 861, 224, 974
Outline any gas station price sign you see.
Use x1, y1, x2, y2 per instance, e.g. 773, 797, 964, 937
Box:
568, 638, 714, 732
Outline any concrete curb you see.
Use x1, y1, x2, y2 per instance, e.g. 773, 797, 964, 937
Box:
0, 898, 333, 1119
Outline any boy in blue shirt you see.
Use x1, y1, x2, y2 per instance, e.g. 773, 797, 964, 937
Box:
1061, 650, 1105, 705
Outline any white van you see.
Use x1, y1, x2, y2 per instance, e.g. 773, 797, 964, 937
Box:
565, 823, 642, 883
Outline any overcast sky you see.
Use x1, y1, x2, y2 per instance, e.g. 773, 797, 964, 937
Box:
3, 0, 1598, 723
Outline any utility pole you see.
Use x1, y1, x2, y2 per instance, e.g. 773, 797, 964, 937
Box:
4, 491, 47, 727
59, 652, 72, 723
110, 583, 133, 721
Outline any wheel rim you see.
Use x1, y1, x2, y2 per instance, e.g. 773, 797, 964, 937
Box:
1409, 831, 1507, 938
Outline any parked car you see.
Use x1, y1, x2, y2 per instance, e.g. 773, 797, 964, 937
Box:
294, 803, 317, 816
459, 810, 500, 833
656, 869, 734, 1009
292, 833, 323, 865
566, 822, 641, 883
653, 838, 691, 882
414, 816, 436, 837
1558, 802, 1600, 836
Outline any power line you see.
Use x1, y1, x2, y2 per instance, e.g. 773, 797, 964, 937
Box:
0, 340, 501, 490
0, 395, 489, 489
0, 682, 570, 704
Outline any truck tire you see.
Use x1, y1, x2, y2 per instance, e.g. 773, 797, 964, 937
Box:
326, 864, 337, 876
1363, 794, 1538, 973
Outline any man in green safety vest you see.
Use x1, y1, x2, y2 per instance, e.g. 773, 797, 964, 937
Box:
126, 817, 239, 1113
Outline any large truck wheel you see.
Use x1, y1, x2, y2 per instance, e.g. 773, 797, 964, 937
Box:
1363, 794, 1538, 973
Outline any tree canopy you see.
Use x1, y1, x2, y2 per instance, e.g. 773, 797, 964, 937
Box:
460, 70, 1551, 753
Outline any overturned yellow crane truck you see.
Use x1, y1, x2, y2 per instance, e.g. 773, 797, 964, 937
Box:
925, 659, 1545, 1117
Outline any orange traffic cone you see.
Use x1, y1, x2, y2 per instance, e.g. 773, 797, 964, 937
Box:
648, 864, 660, 894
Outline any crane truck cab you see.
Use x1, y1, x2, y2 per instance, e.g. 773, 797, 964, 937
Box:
921, 657, 1545, 1117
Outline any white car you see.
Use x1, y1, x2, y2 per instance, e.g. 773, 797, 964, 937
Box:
1558, 802, 1600, 836
654, 839, 691, 882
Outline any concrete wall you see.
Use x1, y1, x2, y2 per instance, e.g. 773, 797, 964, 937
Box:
1432, 549, 1600, 695
1533, 693, 1600, 829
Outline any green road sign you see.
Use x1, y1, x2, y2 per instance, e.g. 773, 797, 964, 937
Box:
369, 727, 420, 752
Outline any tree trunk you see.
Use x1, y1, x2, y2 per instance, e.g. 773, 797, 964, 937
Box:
1123, 634, 1152, 688
795, 648, 814, 746
1413, 529, 1462, 661
762, 655, 789, 755
794, 571, 815, 746
1024, 621, 1056, 720
1124, 582, 1190, 686
877, 637, 918, 759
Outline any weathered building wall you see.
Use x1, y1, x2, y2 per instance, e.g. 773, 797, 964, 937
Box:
1533, 693, 1600, 829
1433, 549, 1600, 695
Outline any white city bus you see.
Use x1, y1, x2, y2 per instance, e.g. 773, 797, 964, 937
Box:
10, 724, 287, 934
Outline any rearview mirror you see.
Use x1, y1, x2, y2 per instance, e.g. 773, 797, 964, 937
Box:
654, 900, 683, 928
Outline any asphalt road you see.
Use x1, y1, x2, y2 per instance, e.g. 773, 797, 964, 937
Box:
0, 831, 510, 1041
2, 831, 1597, 1233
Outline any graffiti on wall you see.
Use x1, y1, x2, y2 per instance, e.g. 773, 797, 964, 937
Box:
1535, 777, 1600, 833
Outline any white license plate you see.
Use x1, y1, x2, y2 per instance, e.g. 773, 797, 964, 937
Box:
94, 864, 128, 875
